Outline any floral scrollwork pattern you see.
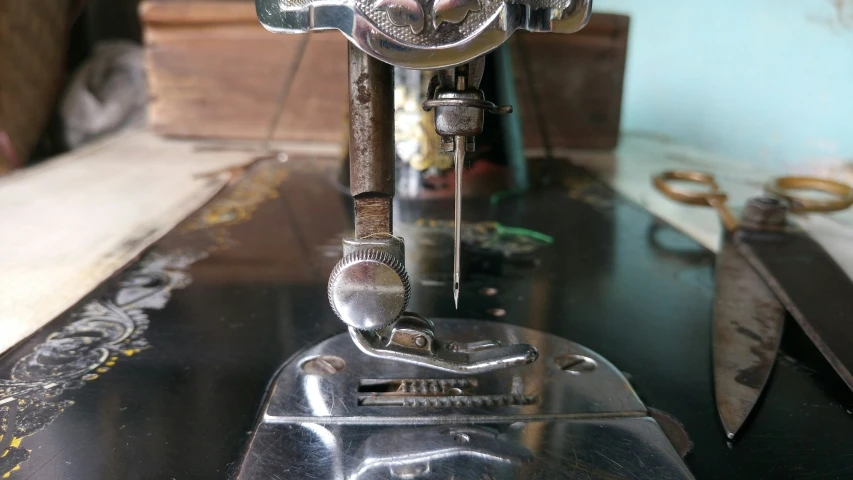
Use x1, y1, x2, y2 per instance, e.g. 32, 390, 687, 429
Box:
0, 251, 204, 477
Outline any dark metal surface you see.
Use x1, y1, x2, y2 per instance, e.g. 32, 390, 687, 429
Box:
740, 227, 853, 392
2, 160, 853, 479
713, 239, 785, 439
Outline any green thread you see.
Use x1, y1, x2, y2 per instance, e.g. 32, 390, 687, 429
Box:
493, 223, 554, 244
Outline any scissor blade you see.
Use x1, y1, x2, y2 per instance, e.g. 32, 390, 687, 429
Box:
714, 240, 785, 439
738, 229, 853, 391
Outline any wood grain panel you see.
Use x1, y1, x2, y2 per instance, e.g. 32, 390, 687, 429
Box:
142, 1, 348, 143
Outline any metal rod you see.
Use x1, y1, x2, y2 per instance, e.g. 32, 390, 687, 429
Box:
347, 43, 395, 237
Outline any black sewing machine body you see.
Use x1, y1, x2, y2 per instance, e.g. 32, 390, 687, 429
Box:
2, 158, 852, 479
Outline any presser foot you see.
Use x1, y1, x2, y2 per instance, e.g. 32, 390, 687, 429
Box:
349, 312, 539, 374
329, 237, 538, 374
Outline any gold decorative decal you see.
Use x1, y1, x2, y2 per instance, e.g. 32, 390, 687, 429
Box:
183, 161, 289, 250
0, 251, 203, 477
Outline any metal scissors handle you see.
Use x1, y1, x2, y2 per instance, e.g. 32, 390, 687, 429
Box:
652, 170, 853, 231
764, 176, 853, 213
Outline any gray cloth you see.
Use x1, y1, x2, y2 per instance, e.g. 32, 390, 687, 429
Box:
61, 41, 146, 148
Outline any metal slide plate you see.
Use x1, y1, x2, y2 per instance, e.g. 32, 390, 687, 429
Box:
238, 319, 694, 479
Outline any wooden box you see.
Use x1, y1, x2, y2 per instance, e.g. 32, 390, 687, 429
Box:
141, 1, 627, 150
141, 1, 349, 144
513, 15, 629, 151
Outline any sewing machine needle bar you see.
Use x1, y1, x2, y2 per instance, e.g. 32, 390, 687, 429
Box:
454, 134, 464, 309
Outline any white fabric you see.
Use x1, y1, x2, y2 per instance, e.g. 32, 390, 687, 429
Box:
0, 130, 251, 354
61, 41, 147, 148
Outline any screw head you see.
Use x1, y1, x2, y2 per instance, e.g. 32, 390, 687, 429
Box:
301, 355, 346, 376
413, 335, 427, 348
742, 196, 787, 229
555, 354, 597, 374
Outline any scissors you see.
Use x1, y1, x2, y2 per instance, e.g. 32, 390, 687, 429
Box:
653, 170, 853, 439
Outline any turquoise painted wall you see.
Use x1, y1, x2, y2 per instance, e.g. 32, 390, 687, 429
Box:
594, 0, 853, 167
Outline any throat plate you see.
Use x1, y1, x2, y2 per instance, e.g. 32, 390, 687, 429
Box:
238, 319, 694, 479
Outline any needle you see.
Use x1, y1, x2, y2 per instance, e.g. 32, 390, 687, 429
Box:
454, 134, 464, 309
451, 72, 470, 310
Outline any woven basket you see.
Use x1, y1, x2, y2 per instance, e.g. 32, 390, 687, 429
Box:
0, 0, 69, 173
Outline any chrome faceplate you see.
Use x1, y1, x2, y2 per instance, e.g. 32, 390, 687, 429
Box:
256, 0, 592, 68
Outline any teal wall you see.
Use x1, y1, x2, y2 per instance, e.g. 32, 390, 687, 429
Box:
594, 0, 853, 167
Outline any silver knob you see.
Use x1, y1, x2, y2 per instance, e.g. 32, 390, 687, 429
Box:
328, 249, 411, 330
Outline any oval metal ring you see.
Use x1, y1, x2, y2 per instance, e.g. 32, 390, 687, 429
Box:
765, 176, 853, 213
652, 170, 728, 207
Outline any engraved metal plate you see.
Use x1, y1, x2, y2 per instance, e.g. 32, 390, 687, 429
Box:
238, 319, 695, 479
256, 0, 592, 68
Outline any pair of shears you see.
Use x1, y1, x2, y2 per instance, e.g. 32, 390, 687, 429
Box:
653, 171, 853, 439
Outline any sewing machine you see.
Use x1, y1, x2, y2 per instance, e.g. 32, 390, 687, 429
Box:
238, 0, 695, 477
5, 2, 853, 479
